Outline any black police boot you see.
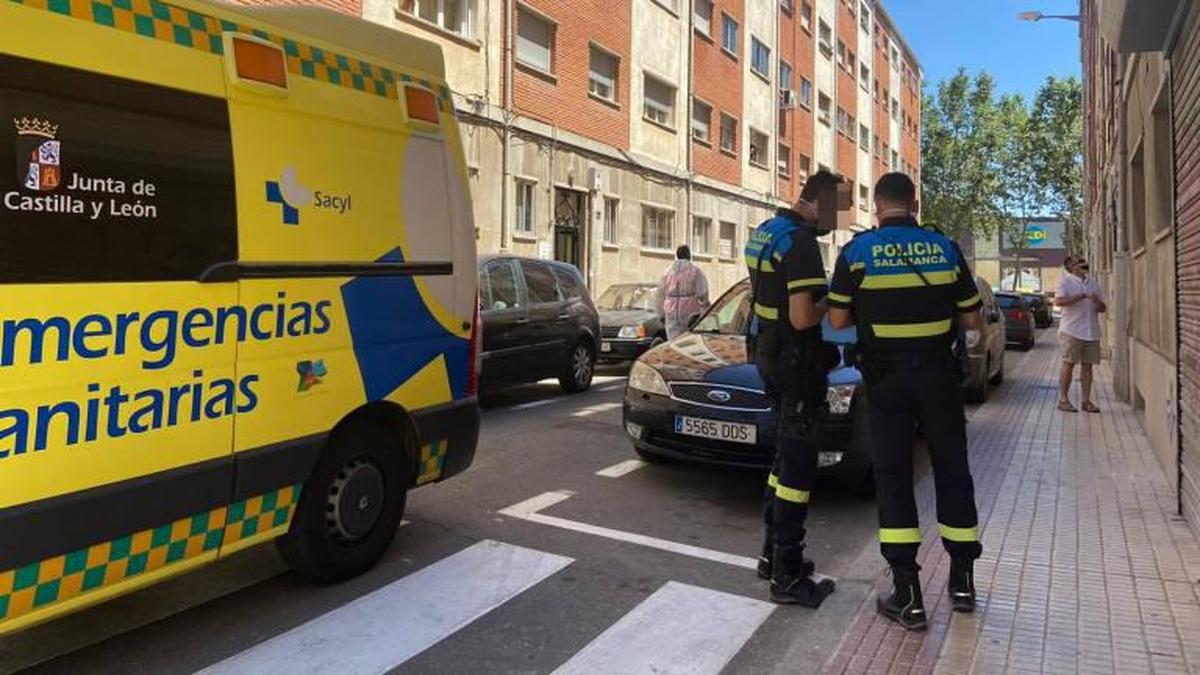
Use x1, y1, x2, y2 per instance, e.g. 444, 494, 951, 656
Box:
876, 568, 927, 631
757, 538, 815, 580
948, 559, 976, 612
770, 545, 834, 607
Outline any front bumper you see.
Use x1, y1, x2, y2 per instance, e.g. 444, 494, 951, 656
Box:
622, 389, 853, 470
599, 337, 656, 361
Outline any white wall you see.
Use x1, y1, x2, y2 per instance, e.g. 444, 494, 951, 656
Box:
814, 0, 837, 171
856, 1, 873, 220
741, 0, 777, 194
630, 0, 688, 170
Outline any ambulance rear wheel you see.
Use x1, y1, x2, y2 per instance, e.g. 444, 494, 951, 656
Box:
278, 421, 410, 582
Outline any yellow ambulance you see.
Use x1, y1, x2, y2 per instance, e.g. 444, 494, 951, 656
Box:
0, 0, 480, 633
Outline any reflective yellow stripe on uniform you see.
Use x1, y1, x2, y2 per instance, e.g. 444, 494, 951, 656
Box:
850, 262, 865, 271
787, 277, 827, 291
872, 318, 953, 338
859, 270, 957, 290
745, 256, 776, 273
879, 527, 923, 544
938, 523, 978, 542
755, 303, 778, 320
957, 294, 982, 309
828, 292, 852, 304
767, 474, 809, 503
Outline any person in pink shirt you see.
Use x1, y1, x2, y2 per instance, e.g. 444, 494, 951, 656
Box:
656, 245, 710, 339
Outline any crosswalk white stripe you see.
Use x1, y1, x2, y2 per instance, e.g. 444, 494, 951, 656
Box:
551, 581, 774, 675
194, 540, 573, 675
595, 459, 648, 478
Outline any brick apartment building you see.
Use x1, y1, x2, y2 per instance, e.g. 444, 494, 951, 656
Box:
245, 0, 922, 294
1081, 0, 1200, 531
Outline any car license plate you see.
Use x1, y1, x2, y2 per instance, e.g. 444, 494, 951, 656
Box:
674, 415, 757, 444
601, 341, 612, 353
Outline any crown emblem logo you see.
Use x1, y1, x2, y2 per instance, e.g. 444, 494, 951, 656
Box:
14, 117, 58, 139
14, 116, 62, 191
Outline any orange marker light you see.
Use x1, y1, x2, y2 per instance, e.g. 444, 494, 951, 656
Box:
233, 36, 288, 88
405, 86, 440, 124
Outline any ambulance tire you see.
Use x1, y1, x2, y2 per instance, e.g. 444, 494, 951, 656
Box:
278, 421, 410, 582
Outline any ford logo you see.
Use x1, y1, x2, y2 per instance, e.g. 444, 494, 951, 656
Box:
707, 390, 732, 403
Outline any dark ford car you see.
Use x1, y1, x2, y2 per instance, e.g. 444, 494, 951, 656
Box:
478, 256, 601, 393
596, 283, 665, 362
622, 280, 871, 486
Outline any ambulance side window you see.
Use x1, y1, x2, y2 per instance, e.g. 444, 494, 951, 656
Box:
0, 54, 237, 284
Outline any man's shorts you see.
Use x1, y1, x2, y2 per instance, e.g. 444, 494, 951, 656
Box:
1059, 333, 1101, 365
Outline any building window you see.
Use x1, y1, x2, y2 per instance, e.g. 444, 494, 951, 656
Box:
516, 7, 554, 73
751, 37, 771, 78
778, 142, 791, 176
589, 46, 618, 102
859, 184, 869, 211
643, 73, 676, 128
652, 0, 679, 13
818, 20, 833, 55
836, 39, 846, 67
873, 78, 880, 101
860, 1, 870, 32
691, 216, 712, 255
749, 128, 769, 168
873, 133, 880, 157
891, 97, 899, 121
719, 221, 737, 259
1129, 141, 1146, 250
780, 60, 794, 92
798, 153, 811, 178
860, 63, 870, 91
835, 106, 848, 134
514, 179, 535, 235
642, 206, 675, 250
818, 92, 831, 126
799, 77, 813, 108
720, 113, 738, 153
1152, 92, 1173, 236
859, 123, 869, 151
722, 14, 739, 54
694, 0, 713, 35
603, 197, 619, 245
400, 0, 476, 38
800, 1, 812, 32
691, 98, 712, 142
891, 45, 900, 68
891, 149, 899, 170
847, 50, 856, 75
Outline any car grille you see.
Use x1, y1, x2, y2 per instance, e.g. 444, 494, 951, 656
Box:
600, 326, 622, 338
668, 383, 772, 411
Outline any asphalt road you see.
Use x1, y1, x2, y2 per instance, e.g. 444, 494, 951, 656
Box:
0, 357, 1003, 675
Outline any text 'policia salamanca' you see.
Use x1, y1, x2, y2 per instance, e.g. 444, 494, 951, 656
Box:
0, 293, 334, 458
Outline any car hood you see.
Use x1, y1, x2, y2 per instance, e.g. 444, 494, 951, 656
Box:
599, 309, 657, 327
639, 332, 861, 388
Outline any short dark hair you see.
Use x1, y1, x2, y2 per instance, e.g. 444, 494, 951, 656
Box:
676, 245, 691, 260
800, 169, 843, 201
1062, 254, 1074, 270
874, 172, 916, 203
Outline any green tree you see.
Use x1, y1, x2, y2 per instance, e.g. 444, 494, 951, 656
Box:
1028, 76, 1084, 252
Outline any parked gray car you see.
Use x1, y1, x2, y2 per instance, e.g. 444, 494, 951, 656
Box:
995, 291, 1036, 351
961, 276, 1006, 403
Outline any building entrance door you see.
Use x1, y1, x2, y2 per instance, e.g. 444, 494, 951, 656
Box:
553, 187, 587, 274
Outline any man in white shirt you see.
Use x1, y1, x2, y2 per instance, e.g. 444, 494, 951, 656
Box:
1054, 256, 1107, 413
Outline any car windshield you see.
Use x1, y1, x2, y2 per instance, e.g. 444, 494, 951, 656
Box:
1023, 294, 1043, 307
691, 281, 857, 344
597, 284, 658, 311
996, 295, 1021, 309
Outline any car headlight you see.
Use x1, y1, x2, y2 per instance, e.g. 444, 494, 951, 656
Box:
964, 329, 981, 350
617, 324, 647, 339
826, 384, 856, 415
629, 360, 669, 396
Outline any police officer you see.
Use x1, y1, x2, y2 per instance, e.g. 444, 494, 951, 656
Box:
746, 170, 841, 607
827, 173, 983, 630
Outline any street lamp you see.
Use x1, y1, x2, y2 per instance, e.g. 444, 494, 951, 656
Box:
1017, 10, 1081, 23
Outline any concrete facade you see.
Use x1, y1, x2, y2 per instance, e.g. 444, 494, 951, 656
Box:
263, 0, 922, 298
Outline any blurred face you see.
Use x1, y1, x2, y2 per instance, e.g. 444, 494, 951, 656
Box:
1074, 260, 1089, 278
793, 198, 819, 221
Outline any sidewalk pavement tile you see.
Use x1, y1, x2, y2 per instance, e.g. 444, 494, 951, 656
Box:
819, 339, 1200, 674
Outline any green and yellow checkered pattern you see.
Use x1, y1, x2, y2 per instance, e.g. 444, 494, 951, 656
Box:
416, 439, 447, 485
8, 0, 453, 109
0, 484, 300, 624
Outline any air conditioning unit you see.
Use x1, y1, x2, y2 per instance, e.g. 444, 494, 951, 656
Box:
779, 89, 797, 109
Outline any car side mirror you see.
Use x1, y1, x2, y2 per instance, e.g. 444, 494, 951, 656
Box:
988, 309, 1001, 323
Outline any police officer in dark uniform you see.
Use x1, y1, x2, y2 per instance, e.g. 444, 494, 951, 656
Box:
745, 170, 841, 607
827, 173, 983, 630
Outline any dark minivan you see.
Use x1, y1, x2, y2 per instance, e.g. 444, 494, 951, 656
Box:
478, 256, 601, 393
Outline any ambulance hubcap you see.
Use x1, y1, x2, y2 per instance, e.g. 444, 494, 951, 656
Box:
327, 459, 386, 541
